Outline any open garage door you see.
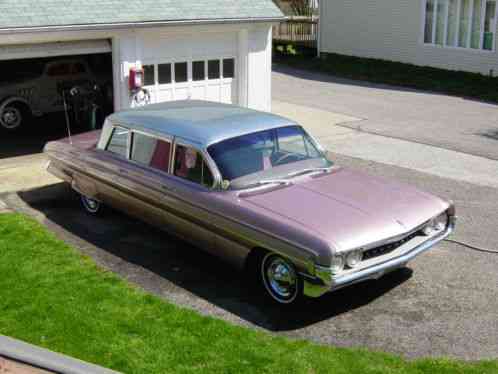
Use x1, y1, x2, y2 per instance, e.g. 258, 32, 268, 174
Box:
0, 40, 111, 61
0, 39, 113, 160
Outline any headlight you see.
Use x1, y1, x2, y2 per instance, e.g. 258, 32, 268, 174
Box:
330, 254, 345, 274
434, 212, 448, 231
422, 212, 448, 235
346, 250, 363, 268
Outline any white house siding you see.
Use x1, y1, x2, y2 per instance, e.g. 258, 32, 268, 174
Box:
319, 0, 498, 75
0, 22, 274, 112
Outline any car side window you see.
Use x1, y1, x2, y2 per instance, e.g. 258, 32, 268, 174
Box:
174, 145, 214, 188
106, 126, 129, 158
46, 63, 71, 76
131, 132, 171, 173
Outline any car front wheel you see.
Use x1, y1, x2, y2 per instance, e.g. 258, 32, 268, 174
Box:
80, 194, 102, 215
260, 253, 302, 305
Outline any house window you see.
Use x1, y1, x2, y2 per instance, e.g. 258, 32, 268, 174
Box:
423, 0, 497, 50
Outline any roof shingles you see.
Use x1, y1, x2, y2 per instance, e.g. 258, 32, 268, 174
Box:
0, 0, 283, 29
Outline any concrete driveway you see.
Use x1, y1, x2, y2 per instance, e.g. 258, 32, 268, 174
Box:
273, 64, 498, 161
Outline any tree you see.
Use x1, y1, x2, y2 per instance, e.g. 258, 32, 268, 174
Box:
289, 0, 317, 16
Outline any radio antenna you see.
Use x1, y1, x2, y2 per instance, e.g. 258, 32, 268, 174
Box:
62, 89, 73, 145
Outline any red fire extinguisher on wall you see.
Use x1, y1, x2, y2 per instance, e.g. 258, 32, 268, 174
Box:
129, 66, 150, 107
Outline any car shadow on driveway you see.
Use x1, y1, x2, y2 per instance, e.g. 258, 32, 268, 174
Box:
13, 182, 412, 332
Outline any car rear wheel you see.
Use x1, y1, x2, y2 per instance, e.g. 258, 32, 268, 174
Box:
80, 194, 102, 215
260, 253, 302, 305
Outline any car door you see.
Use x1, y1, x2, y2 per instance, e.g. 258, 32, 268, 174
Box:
147, 137, 222, 253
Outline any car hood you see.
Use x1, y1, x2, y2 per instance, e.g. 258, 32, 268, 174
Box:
241, 168, 449, 252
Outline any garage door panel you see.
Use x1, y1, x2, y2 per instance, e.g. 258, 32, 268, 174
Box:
191, 85, 206, 101
206, 85, 221, 102
221, 83, 234, 104
174, 87, 190, 101
157, 88, 174, 103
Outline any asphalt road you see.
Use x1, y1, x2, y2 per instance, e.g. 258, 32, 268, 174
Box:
3, 153, 497, 361
273, 65, 498, 161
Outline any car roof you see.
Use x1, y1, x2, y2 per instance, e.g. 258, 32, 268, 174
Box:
107, 100, 296, 147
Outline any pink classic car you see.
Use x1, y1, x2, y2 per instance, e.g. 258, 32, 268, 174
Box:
44, 101, 456, 305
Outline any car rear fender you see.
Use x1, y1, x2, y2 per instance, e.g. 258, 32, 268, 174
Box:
0, 96, 33, 116
71, 172, 99, 200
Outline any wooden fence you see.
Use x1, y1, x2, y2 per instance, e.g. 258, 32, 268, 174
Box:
273, 16, 318, 49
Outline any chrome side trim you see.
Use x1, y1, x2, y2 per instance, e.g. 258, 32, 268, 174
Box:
304, 215, 456, 298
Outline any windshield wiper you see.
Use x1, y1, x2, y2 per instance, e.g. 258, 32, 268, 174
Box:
285, 167, 334, 179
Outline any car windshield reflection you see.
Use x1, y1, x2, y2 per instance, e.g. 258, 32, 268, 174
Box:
207, 125, 333, 190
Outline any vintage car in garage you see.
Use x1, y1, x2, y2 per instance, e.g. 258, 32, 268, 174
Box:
0, 58, 111, 131
44, 100, 456, 305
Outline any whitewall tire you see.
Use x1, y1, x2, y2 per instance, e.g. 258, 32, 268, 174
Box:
261, 253, 302, 305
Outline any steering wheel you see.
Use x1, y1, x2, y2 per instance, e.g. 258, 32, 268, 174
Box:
274, 152, 304, 165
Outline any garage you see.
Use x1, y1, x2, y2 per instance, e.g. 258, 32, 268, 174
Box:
0, 40, 114, 133
0, 0, 283, 145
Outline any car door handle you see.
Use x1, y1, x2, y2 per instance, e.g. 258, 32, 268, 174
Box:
119, 168, 129, 175
161, 185, 175, 192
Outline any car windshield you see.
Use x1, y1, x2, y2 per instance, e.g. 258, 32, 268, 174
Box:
207, 125, 333, 189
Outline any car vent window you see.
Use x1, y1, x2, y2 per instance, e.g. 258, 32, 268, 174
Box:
131, 133, 171, 173
174, 145, 214, 188
106, 126, 129, 158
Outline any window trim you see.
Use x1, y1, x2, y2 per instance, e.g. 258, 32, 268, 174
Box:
421, 0, 497, 52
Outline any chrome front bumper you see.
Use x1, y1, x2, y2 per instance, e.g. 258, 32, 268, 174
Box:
303, 215, 456, 298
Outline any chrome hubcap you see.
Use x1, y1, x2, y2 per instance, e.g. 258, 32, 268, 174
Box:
265, 256, 297, 300
1, 107, 21, 129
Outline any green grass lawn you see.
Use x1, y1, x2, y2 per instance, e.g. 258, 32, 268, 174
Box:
0, 213, 496, 373
274, 49, 498, 104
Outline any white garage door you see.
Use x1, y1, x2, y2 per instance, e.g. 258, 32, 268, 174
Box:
141, 33, 238, 105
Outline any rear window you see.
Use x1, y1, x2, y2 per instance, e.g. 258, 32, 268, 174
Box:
106, 126, 129, 157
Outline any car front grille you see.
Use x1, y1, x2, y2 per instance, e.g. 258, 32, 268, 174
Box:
362, 230, 422, 261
